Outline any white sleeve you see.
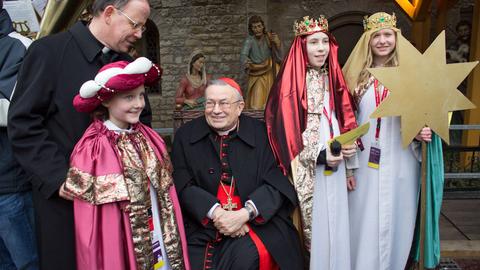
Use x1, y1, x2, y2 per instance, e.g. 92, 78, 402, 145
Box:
206, 203, 221, 219
245, 200, 259, 218
345, 149, 360, 169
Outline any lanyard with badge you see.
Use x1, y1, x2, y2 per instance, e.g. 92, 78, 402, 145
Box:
323, 93, 336, 176
368, 79, 389, 169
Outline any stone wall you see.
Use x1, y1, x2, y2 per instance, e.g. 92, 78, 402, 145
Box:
148, 0, 252, 128
146, 0, 474, 129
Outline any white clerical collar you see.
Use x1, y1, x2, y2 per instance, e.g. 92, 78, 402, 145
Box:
102, 47, 111, 54
104, 120, 133, 134
216, 122, 238, 136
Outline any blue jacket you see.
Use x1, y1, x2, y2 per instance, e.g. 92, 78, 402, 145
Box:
0, 9, 32, 194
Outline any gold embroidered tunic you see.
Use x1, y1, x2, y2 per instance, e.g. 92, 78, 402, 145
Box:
292, 68, 327, 250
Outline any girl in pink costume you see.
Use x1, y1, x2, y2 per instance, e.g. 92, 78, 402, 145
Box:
60, 57, 190, 270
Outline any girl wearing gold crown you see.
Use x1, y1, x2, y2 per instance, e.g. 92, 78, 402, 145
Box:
343, 12, 432, 270
265, 16, 358, 269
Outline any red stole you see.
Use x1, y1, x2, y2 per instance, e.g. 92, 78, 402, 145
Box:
215, 185, 278, 270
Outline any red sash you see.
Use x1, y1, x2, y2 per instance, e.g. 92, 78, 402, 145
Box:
215, 185, 278, 270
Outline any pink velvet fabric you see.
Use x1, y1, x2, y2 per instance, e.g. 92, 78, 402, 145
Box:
74, 199, 137, 270
69, 121, 123, 176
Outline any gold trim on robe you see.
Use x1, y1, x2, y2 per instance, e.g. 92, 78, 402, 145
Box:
64, 168, 129, 204
291, 68, 328, 251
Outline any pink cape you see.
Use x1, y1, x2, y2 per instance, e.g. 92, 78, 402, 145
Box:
68, 120, 190, 270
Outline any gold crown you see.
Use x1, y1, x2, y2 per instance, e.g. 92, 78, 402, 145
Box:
363, 12, 397, 32
294, 16, 329, 36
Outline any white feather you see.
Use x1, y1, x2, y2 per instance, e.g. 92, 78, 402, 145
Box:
95, 67, 122, 85
122, 57, 152, 74
79, 80, 102, 98
78, 57, 155, 98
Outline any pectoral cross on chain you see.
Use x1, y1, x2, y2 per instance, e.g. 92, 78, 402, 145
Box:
222, 197, 237, 211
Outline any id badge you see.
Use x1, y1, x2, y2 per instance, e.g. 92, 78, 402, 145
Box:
324, 165, 333, 176
368, 141, 381, 169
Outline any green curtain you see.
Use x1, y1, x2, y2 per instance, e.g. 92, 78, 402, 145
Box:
411, 133, 444, 268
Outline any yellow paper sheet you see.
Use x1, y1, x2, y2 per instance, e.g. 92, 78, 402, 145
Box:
328, 122, 370, 146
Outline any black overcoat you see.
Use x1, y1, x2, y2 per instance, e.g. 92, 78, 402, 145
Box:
172, 114, 304, 269
7, 21, 151, 270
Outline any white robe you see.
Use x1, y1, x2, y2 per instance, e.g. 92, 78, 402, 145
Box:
348, 83, 421, 270
310, 91, 351, 270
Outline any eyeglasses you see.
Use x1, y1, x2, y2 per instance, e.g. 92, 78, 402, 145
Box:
115, 8, 147, 33
205, 100, 242, 110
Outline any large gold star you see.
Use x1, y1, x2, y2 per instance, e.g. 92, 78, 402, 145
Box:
368, 31, 477, 147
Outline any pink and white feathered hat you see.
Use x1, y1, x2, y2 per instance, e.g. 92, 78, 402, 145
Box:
73, 57, 161, 113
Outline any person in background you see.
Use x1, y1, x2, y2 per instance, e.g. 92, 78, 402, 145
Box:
447, 20, 471, 63
0, 2, 38, 269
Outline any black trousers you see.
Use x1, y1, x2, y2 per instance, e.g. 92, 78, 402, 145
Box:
32, 190, 76, 270
189, 233, 260, 270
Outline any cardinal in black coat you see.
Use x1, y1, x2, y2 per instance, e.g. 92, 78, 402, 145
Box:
172, 78, 304, 270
